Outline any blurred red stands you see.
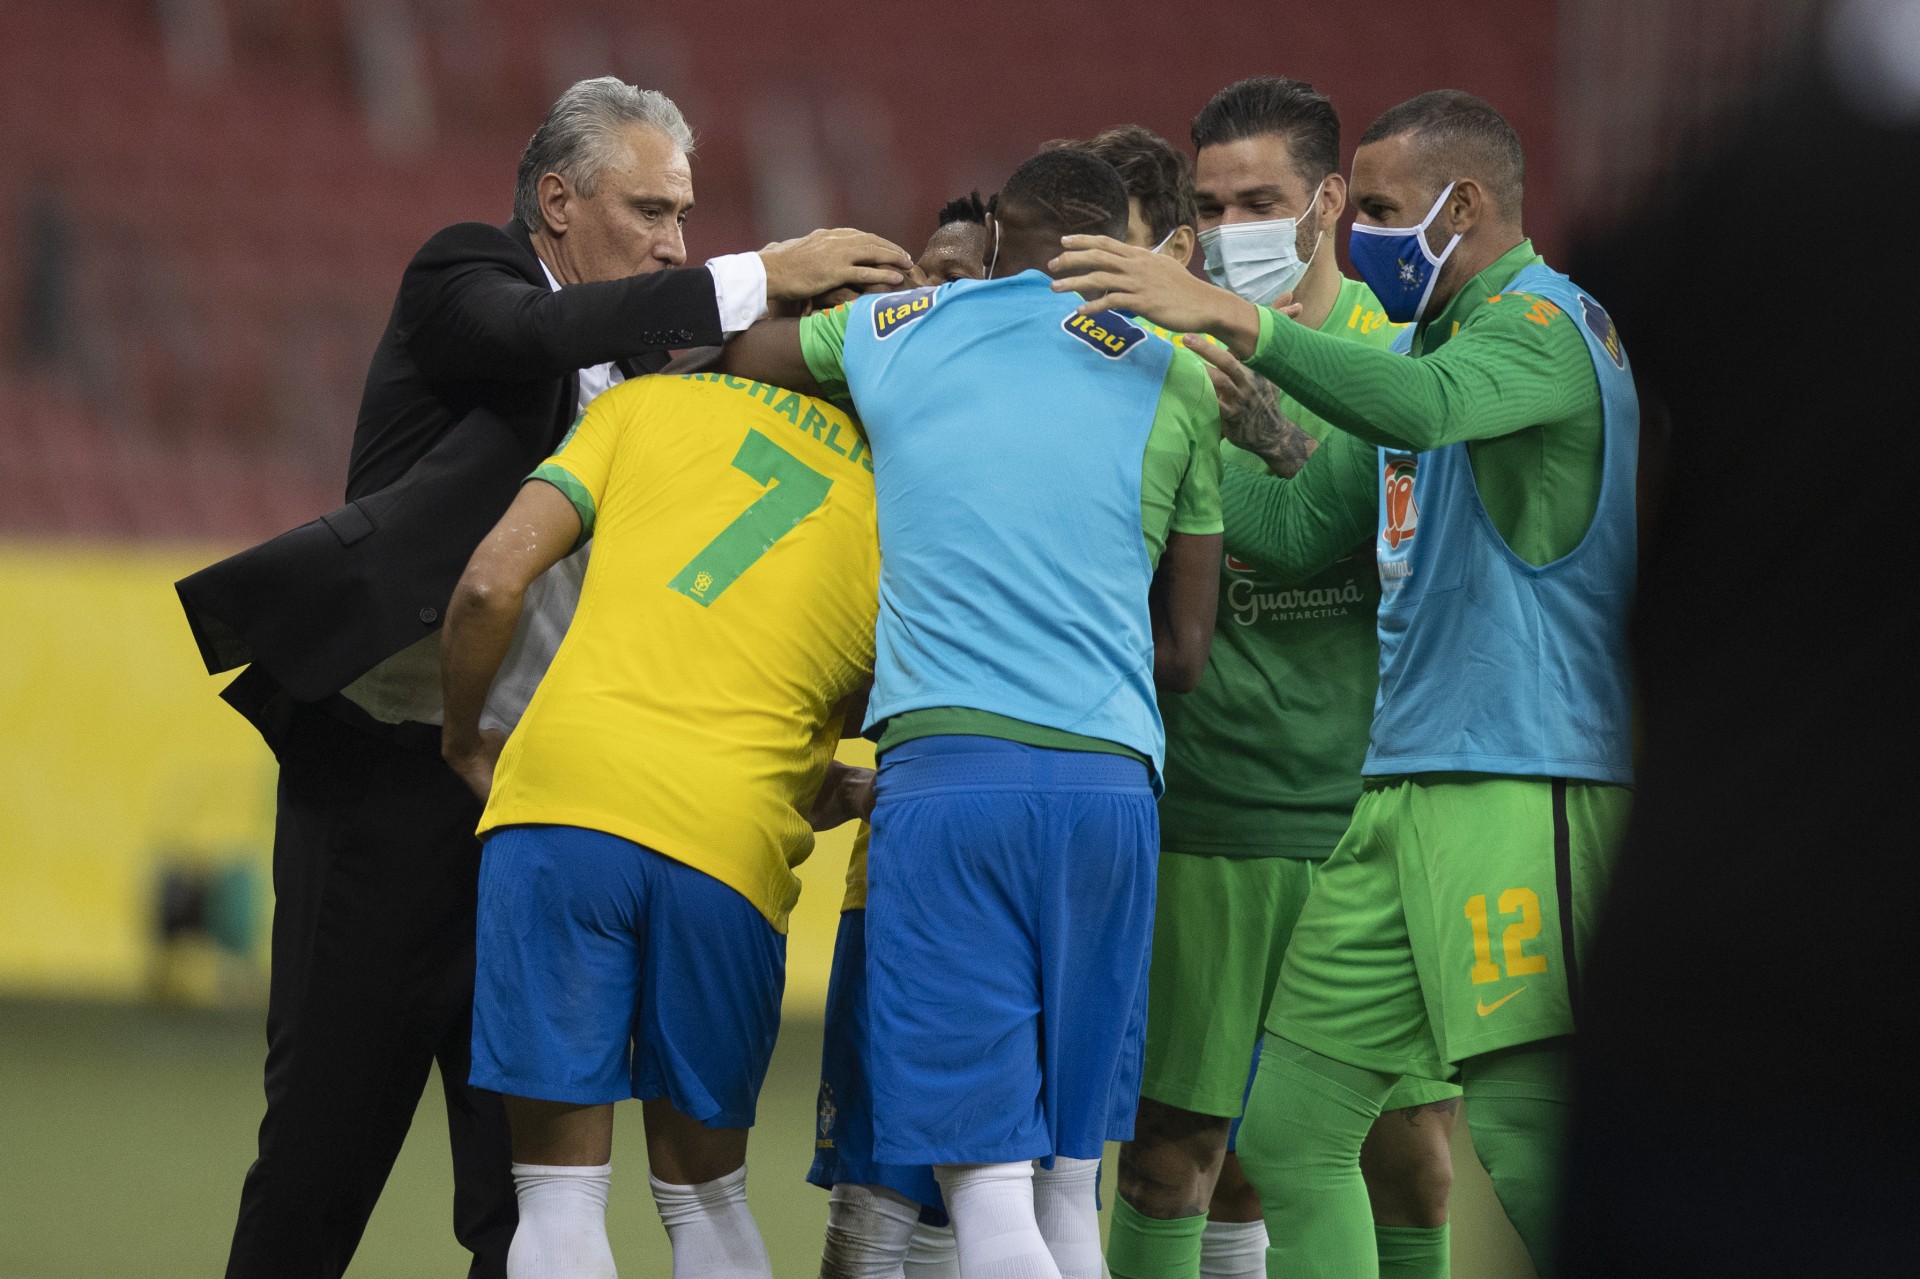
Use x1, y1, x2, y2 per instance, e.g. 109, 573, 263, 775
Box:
0, 0, 515, 543
1, 0, 1561, 546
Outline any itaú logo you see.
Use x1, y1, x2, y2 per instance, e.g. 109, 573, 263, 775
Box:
1382, 456, 1419, 550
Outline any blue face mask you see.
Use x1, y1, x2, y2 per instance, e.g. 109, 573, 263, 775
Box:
1347, 182, 1462, 324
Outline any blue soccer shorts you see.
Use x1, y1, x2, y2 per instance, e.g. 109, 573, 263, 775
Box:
808, 908, 949, 1221
863, 735, 1158, 1166
470, 824, 785, 1127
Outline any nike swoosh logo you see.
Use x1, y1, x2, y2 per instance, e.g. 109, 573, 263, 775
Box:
1476, 988, 1526, 1017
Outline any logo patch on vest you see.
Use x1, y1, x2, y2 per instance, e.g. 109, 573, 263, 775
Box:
870, 288, 937, 340
1062, 309, 1146, 358
1578, 294, 1625, 369
1382, 456, 1420, 550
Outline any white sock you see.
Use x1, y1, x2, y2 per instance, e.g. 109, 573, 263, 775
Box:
905, 1222, 961, 1279
649, 1166, 773, 1279
822, 1182, 921, 1279
934, 1162, 1063, 1279
508, 1161, 617, 1279
1198, 1219, 1268, 1279
1030, 1157, 1105, 1279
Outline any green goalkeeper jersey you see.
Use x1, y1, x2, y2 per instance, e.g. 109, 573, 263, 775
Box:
1157, 276, 1402, 858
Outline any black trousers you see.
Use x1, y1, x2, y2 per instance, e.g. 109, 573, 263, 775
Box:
226, 702, 516, 1279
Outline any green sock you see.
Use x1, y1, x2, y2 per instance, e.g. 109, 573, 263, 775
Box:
1236, 1035, 1397, 1279
1107, 1196, 1206, 1279
1374, 1222, 1449, 1278
1461, 1045, 1571, 1278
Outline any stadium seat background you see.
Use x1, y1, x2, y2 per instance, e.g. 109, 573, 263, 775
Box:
1, 0, 1558, 543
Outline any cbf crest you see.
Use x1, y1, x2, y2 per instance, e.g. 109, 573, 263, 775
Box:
871, 287, 937, 339
1578, 294, 1625, 370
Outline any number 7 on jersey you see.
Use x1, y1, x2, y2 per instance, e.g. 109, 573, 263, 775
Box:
669, 429, 834, 607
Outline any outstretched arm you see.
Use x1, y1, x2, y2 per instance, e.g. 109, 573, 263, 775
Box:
714, 318, 822, 394
1224, 299, 1597, 453
1051, 235, 1598, 454
440, 480, 581, 800
1049, 235, 1265, 357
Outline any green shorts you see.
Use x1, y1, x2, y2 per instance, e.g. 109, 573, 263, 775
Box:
1267, 774, 1631, 1078
1142, 851, 1460, 1118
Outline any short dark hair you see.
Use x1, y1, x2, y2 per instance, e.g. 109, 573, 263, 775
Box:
935, 190, 987, 227
1359, 90, 1524, 212
1190, 76, 1341, 187
995, 148, 1129, 240
1043, 126, 1196, 243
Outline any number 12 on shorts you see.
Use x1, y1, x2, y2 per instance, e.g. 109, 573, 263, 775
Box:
1464, 889, 1549, 985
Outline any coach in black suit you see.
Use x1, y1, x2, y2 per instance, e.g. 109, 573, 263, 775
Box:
177, 77, 911, 1279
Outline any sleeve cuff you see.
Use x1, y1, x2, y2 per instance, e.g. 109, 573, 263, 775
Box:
528, 466, 596, 548
1254, 303, 1281, 362
707, 252, 769, 335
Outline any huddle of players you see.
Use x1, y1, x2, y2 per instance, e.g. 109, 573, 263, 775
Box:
439, 74, 1636, 1279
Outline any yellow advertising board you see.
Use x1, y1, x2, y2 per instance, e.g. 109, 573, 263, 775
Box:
0, 540, 859, 1011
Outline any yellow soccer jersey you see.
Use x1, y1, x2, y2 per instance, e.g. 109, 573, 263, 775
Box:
479, 373, 880, 932
842, 822, 870, 913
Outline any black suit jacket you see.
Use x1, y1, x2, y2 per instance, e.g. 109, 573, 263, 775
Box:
177, 220, 725, 736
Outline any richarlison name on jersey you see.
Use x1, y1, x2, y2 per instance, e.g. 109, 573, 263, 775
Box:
679, 373, 873, 472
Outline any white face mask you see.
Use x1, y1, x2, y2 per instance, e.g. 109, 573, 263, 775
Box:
1197, 182, 1325, 306
1147, 227, 1177, 255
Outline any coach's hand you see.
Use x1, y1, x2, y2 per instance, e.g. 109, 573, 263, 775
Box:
810, 761, 877, 830
443, 727, 507, 804
761, 229, 913, 305
1049, 235, 1265, 359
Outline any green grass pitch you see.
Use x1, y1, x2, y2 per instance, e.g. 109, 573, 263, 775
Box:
0, 999, 1536, 1277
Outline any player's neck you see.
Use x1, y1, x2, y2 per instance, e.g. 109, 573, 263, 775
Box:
1426, 226, 1527, 319
1291, 237, 1343, 332
986, 224, 1070, 280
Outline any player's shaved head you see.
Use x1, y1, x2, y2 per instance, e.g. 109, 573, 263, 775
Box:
1359, 90, 1525, 216
995, 149, 1131, 241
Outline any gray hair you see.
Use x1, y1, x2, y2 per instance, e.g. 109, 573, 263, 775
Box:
514, 77, 695, 231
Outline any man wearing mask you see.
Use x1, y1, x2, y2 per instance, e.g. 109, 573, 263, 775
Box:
1102, 80, 1460, 1279
176, 76, 910, 1279
1053, 91, 1636, 1279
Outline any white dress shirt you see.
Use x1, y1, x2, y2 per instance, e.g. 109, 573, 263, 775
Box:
342, 249, 766, 728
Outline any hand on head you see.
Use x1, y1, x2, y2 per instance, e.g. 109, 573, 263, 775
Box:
761, 228, 913, 305
1048, 236, 1266, 358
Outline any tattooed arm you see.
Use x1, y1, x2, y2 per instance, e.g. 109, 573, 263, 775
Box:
1182, 335, 1320, 478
